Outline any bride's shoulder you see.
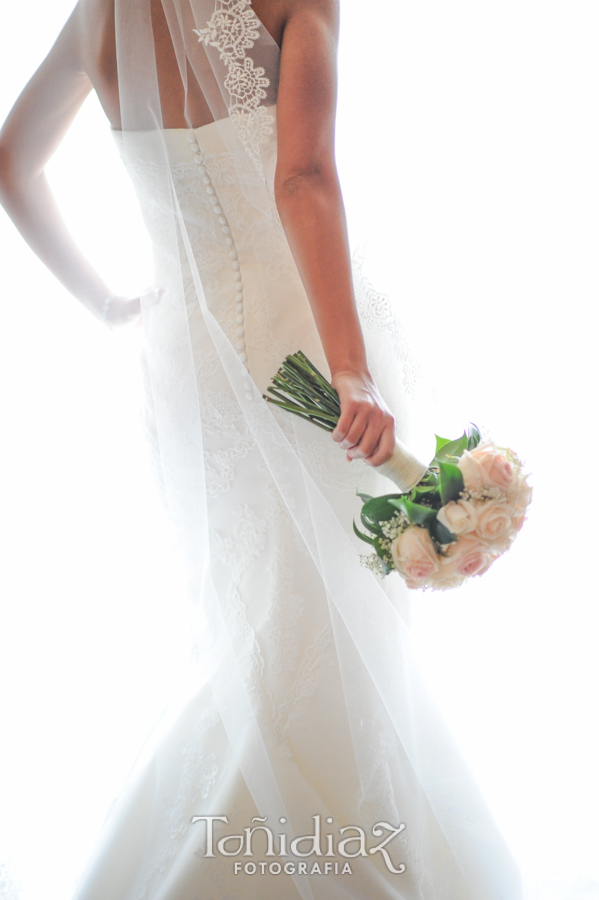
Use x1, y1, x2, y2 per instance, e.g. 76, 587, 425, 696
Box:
282, 0, 339, 24
252, 0, 338, 47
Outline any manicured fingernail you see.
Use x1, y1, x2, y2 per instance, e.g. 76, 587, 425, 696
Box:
340, 441, 350, 450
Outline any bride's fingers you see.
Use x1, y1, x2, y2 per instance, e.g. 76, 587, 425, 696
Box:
141, 286, 163, 306
339, 410, 370, 454
127, 297, 142, 317
331, 402, 359, 445
100, 288, 158, 328
364, 422, 395, 467
346, 409, 383, 459
111, 297, 142, 325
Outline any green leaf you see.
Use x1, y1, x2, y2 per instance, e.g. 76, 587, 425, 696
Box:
356, 492, 373, 504
435, 435, 452, 455
388, 495, 411, 518
361, 495, 406, 523
411, 485, 442, 512
411, 484, 440, 498
467, 422, 482, 450
389, 498, 436, 527
353, 520, 375, 545
418, 470, 439, 488
360, 508, 384, 537
439, 462, 465, 505
434, 433, 468, 464
430, 517, 458, 545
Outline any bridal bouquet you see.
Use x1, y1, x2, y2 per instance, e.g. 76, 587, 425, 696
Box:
264, 352, 532, 591
353, 430, 532, 590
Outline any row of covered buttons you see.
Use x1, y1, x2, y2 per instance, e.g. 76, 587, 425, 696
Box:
186, 132, 251, 398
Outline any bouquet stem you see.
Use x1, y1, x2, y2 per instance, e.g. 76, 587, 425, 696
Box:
264, 352, 429, 493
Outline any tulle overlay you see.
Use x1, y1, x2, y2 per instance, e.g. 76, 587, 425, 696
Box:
69, 2, 522, 897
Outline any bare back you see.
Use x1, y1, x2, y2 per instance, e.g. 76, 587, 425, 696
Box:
78, 0, 290, 130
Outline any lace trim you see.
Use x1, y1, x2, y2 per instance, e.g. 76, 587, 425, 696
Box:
352, 248, 422, 401
194, 0, 274, 172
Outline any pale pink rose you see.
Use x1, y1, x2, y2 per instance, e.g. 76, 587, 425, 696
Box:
470, 443, 514, 489
488, 534, 513, 554
476, 555, 498, 577
431, 573, 465, 591
436, 499, 478, 535
511, 514, 526, 533
507, 476, 533, 512
429, 555, 465, 591
457, 450, 488, 492
391, 526, 439, 586
443, 534, 491, 578
476, 499, 513, 544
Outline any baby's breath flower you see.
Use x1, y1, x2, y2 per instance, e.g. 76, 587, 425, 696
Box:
460, 486, 506, 504
380, 512, 410, 541
360, 554, 386, 576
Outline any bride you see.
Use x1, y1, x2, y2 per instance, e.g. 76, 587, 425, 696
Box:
0, 0, 522, 897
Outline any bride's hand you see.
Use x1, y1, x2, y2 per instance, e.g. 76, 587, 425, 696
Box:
100, 295, 142, 329
330, 371, 395, 467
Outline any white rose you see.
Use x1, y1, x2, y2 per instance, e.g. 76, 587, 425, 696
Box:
436, 499, 478, 535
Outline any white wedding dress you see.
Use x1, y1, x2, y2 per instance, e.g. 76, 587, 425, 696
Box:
63, 103, 522, 900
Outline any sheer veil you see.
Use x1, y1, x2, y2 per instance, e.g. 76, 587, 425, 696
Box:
2, 1, 522, 898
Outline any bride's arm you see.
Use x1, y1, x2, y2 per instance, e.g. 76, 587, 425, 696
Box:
0, 9, 138, 327
274, 0, 395, 466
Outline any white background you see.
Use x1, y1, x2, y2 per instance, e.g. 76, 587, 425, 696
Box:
1, 2, 598, 898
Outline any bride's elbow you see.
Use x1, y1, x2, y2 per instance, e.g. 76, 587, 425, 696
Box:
0, 126, 45, 191
0, 142, 28, 201
0, 143, 13, 199
274, 162, 338, 204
